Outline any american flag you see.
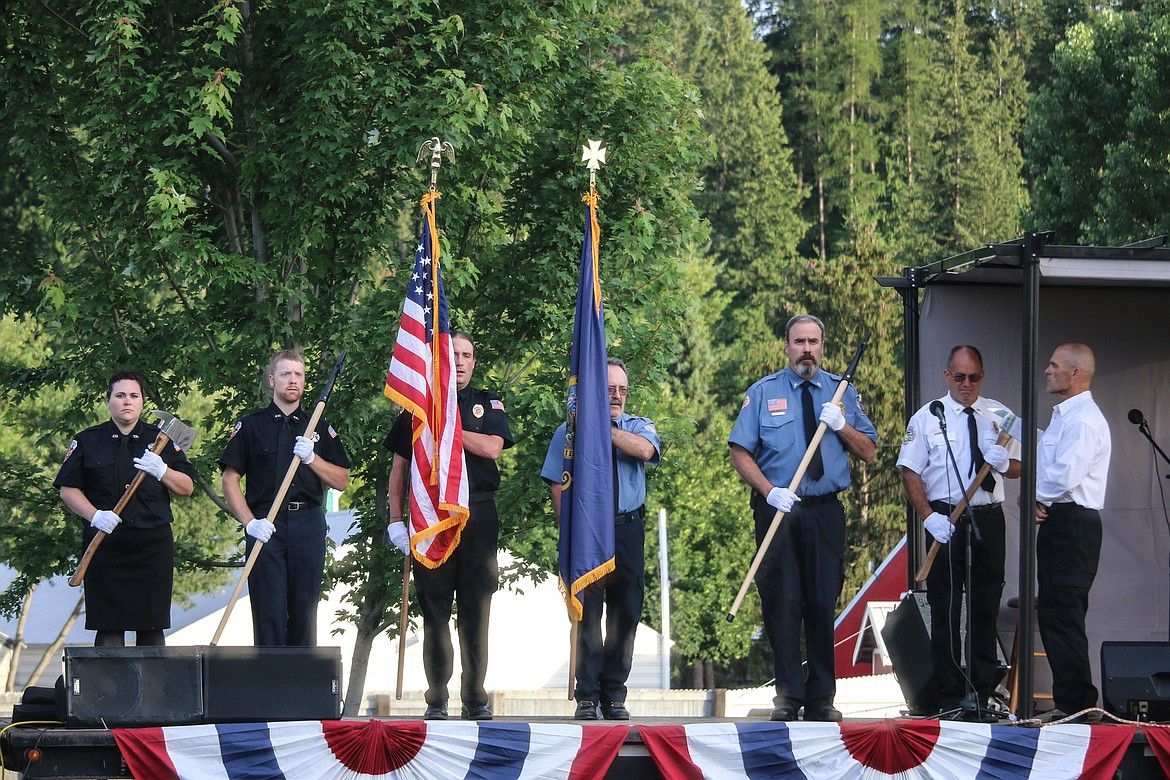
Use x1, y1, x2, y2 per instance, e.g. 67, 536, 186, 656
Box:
384, 191, 469, 567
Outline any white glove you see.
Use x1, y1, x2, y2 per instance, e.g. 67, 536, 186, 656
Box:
293, 435, 316, 465
90, 509, 122, 534
133, 450, 169, 481
766, 487, 801, 513
983, 443, 1010, 472
923, 512, 954, 544
245, 518, 275, 543
387, 521, 411, 555
819, 402, 845, 431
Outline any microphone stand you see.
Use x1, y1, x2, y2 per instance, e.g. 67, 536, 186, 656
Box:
935, 412, 993, 723
1133, 419, 1170, 642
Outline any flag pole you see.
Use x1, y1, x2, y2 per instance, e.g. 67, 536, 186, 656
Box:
390, 137, 458, 698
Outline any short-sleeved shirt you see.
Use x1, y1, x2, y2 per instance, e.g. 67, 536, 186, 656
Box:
540, 414, 661, 514
218, 402, 350, 512
54, 419, 197, 528
728, 366, 877, 495
384, 385, 514, 497
896, 395, 1022, 506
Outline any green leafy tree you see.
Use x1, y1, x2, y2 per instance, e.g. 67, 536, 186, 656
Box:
1026, 2, 1170, 243
1, 0, 707, 711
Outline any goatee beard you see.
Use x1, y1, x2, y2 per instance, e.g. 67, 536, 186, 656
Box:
795, 362, 816, 378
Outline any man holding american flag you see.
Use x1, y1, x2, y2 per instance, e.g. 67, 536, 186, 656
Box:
386, 331, 513, 721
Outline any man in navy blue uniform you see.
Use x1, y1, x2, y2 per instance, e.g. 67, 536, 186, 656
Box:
542, 357, 661, 721
220, 348, 350, 647
386, 332, 514, 721
728, 314, 876, 722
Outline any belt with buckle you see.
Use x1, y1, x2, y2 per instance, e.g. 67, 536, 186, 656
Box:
286, 501, 316, 511
799, 492, 839, 507
931, 500, 1001, 515
615, 506, 645, 525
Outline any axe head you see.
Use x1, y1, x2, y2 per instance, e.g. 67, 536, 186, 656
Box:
990, 408, 1023, 441
149, 409, 199, 452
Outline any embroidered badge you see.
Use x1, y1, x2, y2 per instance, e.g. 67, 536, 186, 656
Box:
903, 425, 916, 444
767, 398, 788, 415
229, 421, 242, 440
490, 399, 505, 411
311, 432, 321, 443
328, 424, 339, 438
741, 395, 751, 410
63, 439, 77, 462
473, 403, 485, 419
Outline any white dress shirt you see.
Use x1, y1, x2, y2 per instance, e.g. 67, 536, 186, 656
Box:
1037, 390, 1111, 509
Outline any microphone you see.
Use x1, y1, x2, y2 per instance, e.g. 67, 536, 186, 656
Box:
929, 400, 947, 431
1129, 408, 1147, 427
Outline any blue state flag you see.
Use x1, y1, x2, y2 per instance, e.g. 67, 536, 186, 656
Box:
557, 189, 615, 621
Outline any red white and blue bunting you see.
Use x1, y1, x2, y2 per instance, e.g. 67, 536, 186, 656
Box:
637, 721, 1136, 780
112, 719, 628, 780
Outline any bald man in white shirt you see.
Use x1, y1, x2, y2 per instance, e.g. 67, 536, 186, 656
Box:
1034, 343, 1111, 724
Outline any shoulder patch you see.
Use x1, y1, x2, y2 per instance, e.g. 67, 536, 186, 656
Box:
644, 422, 657, 433
229, 421, 242, 440
902, 424, 916, 444
328, 424, 339, 438
490, 399, 505, 411
63, 439, 78, 463
741, 395, 751, 410
855, 390, 867, 416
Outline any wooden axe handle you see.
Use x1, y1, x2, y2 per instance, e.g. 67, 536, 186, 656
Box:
914, 428, 1011, 583
68, 432, 173, 587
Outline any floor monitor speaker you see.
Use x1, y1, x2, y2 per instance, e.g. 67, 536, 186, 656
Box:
202, 645, 342, 722
1101, 640, 1170, 722
63, 646, 203, 727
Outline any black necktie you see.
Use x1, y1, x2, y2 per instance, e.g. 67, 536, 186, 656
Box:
965, 407, 996, 493
801, 381, 824, 481
116, 434, 132, 494
278, 415, 295, 495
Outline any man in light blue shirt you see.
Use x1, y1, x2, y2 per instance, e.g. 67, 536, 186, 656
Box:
542, 357, 660, 720
729, 314, 877, 722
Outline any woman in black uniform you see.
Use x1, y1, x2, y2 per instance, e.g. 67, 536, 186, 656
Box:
54, 371, 195, 647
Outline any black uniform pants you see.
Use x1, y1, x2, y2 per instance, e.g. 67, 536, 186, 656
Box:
753, 496, 845, 710
1037, 502, 1102, 713
925, 502, 1006, 709
246, 507, 326, 646
414, 496, 499, 708
575, 509, 645, 706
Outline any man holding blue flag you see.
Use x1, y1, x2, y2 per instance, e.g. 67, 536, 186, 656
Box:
542, 357, 660, 720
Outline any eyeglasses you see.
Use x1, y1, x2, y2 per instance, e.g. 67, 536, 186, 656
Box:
949, 372, 984, 384
608, 386, 629, 397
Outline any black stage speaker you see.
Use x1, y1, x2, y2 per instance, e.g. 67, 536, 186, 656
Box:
202, 646, 342, 722
881, 593, 936, 713
1101, 641, 1170, 722
64, 646, 203, 727
880, 591, 1009, 714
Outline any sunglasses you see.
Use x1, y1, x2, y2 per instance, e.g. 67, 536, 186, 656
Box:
949, 372, 984, 384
